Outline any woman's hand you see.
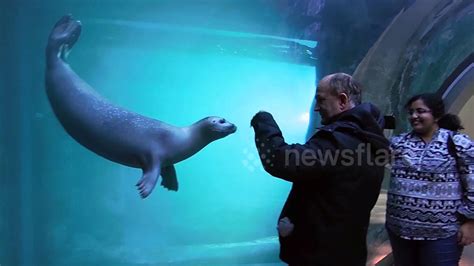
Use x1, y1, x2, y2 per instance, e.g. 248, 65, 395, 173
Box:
458, 220, 474, 246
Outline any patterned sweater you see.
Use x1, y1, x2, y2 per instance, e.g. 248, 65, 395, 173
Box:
386, 128, 474, 240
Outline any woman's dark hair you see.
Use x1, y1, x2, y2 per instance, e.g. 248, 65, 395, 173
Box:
405, 93, 464, 131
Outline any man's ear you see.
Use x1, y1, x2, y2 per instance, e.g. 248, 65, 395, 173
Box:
338, 93, 350, 110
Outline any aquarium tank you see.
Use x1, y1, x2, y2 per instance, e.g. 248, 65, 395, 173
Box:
2, 1, 317, 265
2, 0, 473, 265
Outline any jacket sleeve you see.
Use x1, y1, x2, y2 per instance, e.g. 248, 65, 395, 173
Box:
250, 111, 337, 182
454, 133, 474, 219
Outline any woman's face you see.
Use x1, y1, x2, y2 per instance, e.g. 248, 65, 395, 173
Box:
408, 99, 438, 134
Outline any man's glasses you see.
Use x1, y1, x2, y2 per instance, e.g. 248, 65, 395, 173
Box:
407, 108, 432, 116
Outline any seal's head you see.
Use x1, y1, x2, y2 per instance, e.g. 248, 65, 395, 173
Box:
203, 116, 237, 140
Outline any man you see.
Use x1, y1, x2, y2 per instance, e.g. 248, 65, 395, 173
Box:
251, 73, 390, 265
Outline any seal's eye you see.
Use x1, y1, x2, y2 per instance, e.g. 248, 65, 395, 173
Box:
219, 119, 226, 124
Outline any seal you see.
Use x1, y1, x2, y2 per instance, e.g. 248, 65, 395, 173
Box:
45, 15, 237, 198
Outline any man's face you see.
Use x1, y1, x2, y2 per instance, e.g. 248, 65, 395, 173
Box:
314, 79, 342, 125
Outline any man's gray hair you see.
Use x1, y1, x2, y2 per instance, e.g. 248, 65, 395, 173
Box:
328, 73, 362, 105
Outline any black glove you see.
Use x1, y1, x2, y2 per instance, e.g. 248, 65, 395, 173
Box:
251, 111, 272, 127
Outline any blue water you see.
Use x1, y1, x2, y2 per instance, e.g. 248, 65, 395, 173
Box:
3, 15, 318, 265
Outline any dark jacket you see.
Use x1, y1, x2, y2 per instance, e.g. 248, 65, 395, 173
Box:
251, 103, 390, 266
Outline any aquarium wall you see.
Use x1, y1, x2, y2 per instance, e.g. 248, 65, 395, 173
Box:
1, 2, 31, 265
2, 1, 473, 265
354, 0, 474, 133
2, 1, 317, 265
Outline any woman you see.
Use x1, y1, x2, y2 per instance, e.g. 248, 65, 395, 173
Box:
386, 93, 474, 265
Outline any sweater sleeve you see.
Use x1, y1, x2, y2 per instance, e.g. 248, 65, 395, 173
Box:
454, 133, 474, 219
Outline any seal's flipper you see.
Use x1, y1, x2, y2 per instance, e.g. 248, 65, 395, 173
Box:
161, 165, 179, 191
54, 15, 72, 28
136, 166, 160, 198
